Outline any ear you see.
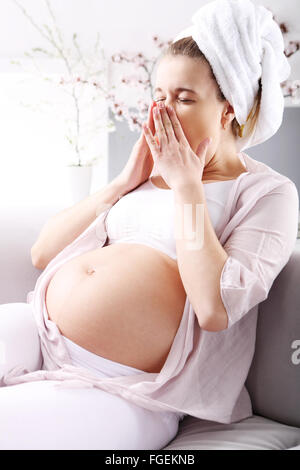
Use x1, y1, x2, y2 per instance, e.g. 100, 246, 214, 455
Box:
222, 102, 235, 128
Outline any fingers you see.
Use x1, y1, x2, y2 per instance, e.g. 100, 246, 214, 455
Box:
142, 121, 160, 158
153, 105, 168, 147
157, 103, 177, 143
144, 101, 161, 149
141, 102, 155, 143
165, 105, 189, 145
148, 101, 156, 134
146, 101, 159, 146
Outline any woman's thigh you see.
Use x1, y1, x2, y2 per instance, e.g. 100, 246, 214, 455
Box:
0, 302, 42, 380
0, 380, 180, 450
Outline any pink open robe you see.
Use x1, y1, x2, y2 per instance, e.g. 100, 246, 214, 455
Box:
2, 153, 299, 424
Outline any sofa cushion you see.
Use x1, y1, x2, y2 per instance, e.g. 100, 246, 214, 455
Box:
164, 414, 300, 450
245, 248, 300, 428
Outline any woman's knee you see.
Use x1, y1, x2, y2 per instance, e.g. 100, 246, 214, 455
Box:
0, 302, 42, 379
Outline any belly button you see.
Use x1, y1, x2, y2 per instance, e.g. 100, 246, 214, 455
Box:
86, 268, 96, 275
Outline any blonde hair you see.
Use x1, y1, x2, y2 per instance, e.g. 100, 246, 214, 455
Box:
160, 36, 262, 140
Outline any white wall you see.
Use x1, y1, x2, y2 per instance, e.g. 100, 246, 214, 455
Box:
1, 0, 299, 62
0, 0, 299, 208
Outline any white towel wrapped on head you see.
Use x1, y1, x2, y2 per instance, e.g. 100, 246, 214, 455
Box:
173, 0, 291, 151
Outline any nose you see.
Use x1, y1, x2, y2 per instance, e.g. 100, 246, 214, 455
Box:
164, 99, 173, 108
159, 100, 177, 114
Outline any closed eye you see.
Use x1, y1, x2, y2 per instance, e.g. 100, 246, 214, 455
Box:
155, 99, 193, 104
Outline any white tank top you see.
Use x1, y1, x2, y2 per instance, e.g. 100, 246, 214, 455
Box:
105, 177, 236, 260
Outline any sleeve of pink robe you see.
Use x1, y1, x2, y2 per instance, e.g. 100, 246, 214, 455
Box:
220, 181, 299, 329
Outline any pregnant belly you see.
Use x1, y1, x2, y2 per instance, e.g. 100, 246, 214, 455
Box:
45, 243, 187, 373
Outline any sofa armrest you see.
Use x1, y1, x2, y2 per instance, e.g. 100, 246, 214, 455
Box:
246, 243, 300, 428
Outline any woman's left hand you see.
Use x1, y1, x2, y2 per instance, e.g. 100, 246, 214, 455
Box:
142, 103, 211, 190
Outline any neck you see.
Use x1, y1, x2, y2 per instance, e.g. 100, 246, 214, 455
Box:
203, 155, 245, 180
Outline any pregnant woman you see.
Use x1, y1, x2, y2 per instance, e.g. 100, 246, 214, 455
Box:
0, 0, 299, 450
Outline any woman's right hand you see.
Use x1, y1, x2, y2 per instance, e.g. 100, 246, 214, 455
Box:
114, 101, 158, 194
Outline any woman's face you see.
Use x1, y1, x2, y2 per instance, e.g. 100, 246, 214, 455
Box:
154, 55, 237, 170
